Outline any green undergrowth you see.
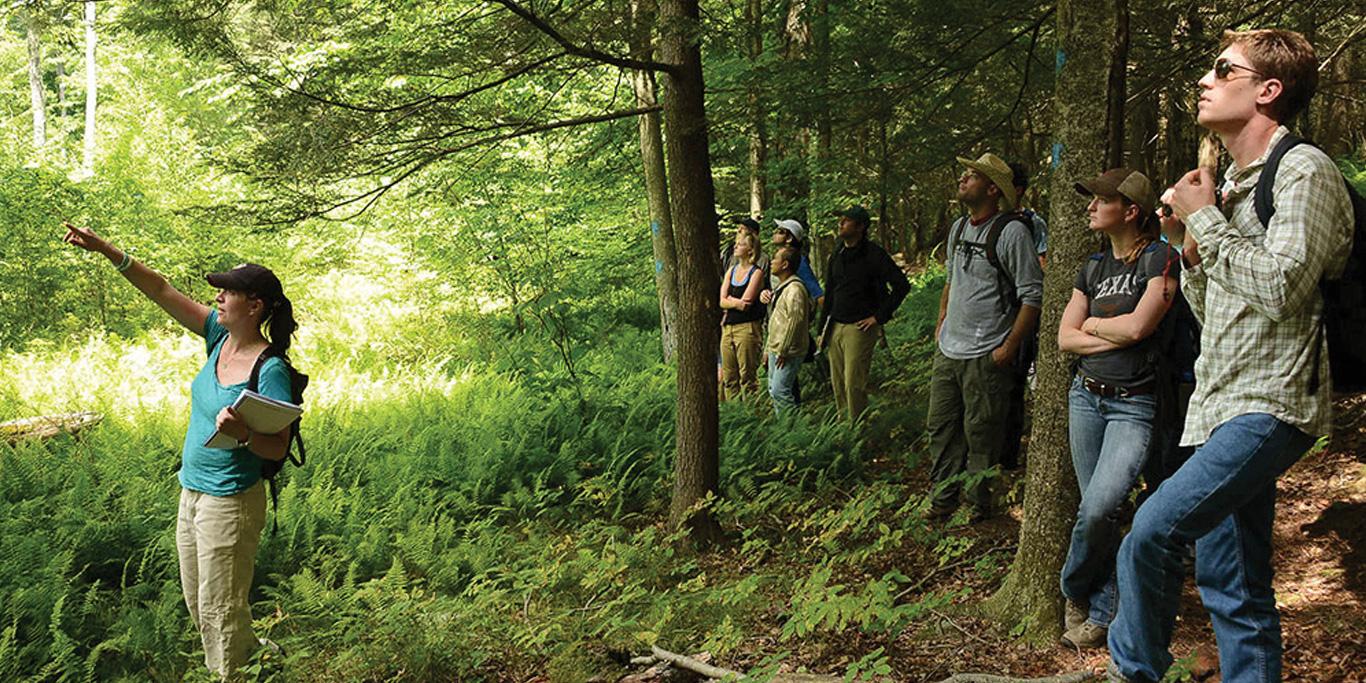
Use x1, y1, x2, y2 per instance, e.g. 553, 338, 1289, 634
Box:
0, 269, 993, 682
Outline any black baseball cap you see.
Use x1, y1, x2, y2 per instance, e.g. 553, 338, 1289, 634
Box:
839, 205, 871, 227
205, 263, 284, 301
736, 217, 761, 232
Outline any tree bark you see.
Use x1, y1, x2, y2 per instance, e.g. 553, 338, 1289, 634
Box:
659, 0, 721, 544
1103, 0, 1129, 169
26, 9, 46, 150
1161, 7, 1202, 187
982, 0, 1117, 642
83, 0, 98, 174
630, 0, 680, 364
745, 0, 767, 216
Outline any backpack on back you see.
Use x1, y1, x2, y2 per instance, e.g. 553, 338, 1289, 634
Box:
247, 349, 309, 530
1254, 135, 1366, 395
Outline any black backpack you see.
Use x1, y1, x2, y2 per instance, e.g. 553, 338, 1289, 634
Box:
247, 349, 309, 529
1254, 135, 1366, 394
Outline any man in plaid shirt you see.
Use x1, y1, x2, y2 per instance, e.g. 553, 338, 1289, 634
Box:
1104, 29, 1354, 683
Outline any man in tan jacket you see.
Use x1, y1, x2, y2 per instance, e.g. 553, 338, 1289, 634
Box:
766, 245, 813, 413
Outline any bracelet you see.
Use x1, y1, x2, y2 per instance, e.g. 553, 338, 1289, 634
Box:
115, 251, 133, 273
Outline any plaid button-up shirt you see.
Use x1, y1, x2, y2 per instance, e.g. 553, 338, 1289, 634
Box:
1180, 126, 1354, 446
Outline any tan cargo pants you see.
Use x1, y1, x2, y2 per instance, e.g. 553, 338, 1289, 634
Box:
177, 482, 267, 679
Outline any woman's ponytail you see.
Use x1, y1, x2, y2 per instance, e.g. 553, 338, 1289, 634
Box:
264, 295, 297, 361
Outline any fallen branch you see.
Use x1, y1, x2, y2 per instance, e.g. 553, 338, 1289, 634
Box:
647, 646, 843, 682
933, 673, 1096, 683
1, 412, 103, 445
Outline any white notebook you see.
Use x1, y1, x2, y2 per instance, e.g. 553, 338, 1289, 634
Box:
203, 390, 303, 449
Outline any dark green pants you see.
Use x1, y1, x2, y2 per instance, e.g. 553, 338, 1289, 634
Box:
927, 349, 1017, 511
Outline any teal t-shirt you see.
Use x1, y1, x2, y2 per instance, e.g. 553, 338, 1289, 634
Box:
179, 311, 291, 496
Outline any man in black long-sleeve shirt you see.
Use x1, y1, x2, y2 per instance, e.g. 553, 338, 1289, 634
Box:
821, 205, 911, 422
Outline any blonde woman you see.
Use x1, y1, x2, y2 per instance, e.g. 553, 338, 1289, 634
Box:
719, 231, 767, 399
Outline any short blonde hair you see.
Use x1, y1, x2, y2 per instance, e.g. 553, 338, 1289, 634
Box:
1221, 29, 1319, 122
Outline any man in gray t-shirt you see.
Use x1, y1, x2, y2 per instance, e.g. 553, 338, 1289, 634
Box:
927, 152, 1044, 521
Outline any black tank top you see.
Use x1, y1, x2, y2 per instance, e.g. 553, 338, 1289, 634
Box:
725, 265, 766, 325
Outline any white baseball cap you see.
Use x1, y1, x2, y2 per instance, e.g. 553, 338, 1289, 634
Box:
773, 219, 805, 242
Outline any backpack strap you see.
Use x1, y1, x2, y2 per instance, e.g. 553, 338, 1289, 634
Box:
984, 212, 1023, 304
1254, 134, 1306, 228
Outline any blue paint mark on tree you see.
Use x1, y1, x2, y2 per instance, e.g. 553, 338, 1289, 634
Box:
1052, 142, 1063, 169
651, 220, 660, 236
655, 260, 663, 273
1056, 49, 1066, 74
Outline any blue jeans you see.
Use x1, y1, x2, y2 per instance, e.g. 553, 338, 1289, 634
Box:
1108, 413, 1315, 683
768, 354, 802, 412
1061, 377, 1155, 627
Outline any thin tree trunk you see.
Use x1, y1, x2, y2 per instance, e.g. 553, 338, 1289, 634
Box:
56, 60, 67, 121
981, 0, 1117, 643
26, 11, 46, 150
83, 0, 97, 174
1104, 0, 1129, 169
660, 0, 722, 545
631, 0, 680, 364
745, 0, 766, 216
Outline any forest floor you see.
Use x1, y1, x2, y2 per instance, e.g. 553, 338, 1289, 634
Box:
619, 396, 1366, 683
885, 395, 1366, 683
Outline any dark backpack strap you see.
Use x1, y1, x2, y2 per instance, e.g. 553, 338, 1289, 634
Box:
1254, 134, 1306, 228
984, 212, 1022, 304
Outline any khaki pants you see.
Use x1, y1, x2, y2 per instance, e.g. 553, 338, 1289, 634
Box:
177, 482, 267, 679
926, 350, 1017, 512
827, 321, 880, 422
720, 320, 764, 400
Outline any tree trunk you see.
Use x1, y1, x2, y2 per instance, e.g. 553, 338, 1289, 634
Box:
1103, 0, 1129, 169
83, 0, 97, 174
981, 0, 1117, 643
745, 0, 767, 216
1160, 7, 1202, 187
26, 10, 46, 150
659, 0, 722, 545
631, 0, 680, 364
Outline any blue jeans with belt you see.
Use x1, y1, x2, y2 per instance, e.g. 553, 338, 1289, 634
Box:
1061, 375, 1156, 627
1108, 413, 1315, 683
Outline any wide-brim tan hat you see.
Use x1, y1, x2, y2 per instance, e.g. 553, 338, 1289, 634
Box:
956, 152, 1017, 211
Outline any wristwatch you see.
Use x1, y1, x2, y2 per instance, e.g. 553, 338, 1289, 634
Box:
236, 430, 251, 449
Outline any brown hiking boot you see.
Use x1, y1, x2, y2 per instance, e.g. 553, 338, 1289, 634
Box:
1060, 621, 1108, 649
1064, 600, 1088, 632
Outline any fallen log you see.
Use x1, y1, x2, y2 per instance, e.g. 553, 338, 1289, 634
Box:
1, 412, 103, 445
638, 647, 1095, 683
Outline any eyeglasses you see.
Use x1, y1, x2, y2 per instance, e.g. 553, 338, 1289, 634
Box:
1213, 57, 1266, 81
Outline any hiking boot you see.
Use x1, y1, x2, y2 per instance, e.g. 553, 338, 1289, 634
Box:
927, 503, 957, 521
1064, 600, 1088, 632
1105, 660, 1133, 682
1060, 621, 1108, 649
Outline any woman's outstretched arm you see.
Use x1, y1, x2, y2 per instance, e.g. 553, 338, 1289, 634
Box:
63, 223, 211, 335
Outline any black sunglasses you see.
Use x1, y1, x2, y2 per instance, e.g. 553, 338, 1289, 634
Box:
1213, 57, 1266, 80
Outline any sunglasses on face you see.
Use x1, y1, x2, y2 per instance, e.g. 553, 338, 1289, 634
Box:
1213, 57, 1266, 81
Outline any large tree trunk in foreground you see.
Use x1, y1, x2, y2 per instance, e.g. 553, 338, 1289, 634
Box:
83, 0, 98, 174
630, 0, 680, 364
660, 0, 722, 544
26, 11, 46, 149
982, 0, 1117, 642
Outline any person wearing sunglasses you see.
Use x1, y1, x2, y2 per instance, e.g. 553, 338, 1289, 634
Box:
1101, 29, 1354, 683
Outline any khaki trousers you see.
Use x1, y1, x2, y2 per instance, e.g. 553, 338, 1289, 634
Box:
720, 320, 764, 400
827, 321, 880, 422
177, 482, 267, 679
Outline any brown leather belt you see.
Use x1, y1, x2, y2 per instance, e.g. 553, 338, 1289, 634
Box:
1081, 375, 1155, 399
